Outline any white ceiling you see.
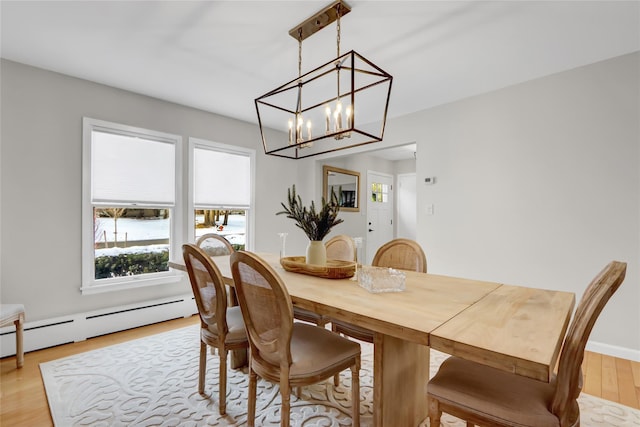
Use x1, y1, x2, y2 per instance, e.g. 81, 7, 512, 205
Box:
2, 1, 639, 159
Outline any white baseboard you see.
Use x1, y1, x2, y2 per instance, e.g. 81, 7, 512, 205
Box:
0, 294, 197, 358
586, 340, 640, 362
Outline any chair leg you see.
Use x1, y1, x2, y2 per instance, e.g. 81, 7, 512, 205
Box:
15, 314, 24, 369
280, 380, 291, 427
351, 361, 360, 426
428, 395, 442, 427
332, 323, 340, 387
248, 368, 257, 427
198, 341, 207, 394
219, 349, 227, 415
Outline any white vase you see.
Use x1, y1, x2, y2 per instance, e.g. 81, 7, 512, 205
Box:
306, 240, 327, 266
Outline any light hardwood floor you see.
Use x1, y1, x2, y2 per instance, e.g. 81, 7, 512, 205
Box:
1, 315, 639, 426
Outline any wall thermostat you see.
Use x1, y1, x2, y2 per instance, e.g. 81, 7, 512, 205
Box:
424, 177, 436, 185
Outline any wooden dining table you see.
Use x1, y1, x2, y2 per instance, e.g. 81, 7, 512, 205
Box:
170, 252, 575, 427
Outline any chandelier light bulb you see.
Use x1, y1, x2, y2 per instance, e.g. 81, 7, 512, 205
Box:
325, 106, 331, 134
288, 118, 294, 144
334, 109, 342, 131
296, 115, 304, 142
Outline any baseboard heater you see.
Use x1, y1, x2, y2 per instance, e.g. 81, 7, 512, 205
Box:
0, 294, 197, 358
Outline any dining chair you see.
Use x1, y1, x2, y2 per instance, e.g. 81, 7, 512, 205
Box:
196, 233, 235, 256
331, 238, 426, 385
371, 238, 427, 273
427, 260, 627, 427
325, 234, 357, 262
196, 233, 238, 306
0, 304, 25, 368
230, 250, 361, 427
182, 244, 249, 415
293, 235, 357, 328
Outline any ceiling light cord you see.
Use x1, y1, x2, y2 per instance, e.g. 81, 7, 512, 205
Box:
336, 3, 341, 59
298, 28, 303, 79
336, 3, 342, 100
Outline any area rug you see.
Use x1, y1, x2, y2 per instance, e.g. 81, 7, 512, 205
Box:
41, 325, 640, 426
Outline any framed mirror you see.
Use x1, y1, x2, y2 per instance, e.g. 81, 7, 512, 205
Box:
323, 165, 360, 212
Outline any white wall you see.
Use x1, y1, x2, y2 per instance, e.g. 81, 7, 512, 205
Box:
385, 52, 640, 357
0, 59, 295, 321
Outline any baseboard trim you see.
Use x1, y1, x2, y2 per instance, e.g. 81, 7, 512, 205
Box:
586, 340, 640, 362
0, 294, 197, 358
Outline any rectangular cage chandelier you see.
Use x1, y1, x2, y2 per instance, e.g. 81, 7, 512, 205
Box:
255, 0, 392, 159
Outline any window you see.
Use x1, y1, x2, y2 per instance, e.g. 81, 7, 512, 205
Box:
82, 118, 182, 293
371, 182, 389, 203
189, 138, 255, 252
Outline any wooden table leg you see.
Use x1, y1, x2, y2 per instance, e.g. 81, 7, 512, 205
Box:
373, 333, 429, 426
230, 349, 247, 369
227, 285, 247, 369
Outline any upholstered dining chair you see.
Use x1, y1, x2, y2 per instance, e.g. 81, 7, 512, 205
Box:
0, 304, 25, 368
230, 251, 361, 427
293, 235, 357, 328
331, 238, 426, 385
427, 260, 627, 427
182, 244, 249, 415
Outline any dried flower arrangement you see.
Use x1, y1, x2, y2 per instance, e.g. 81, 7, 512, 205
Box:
276, 184, 344, 241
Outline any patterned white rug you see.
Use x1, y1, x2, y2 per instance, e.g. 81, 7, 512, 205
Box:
41, 325, 640, 427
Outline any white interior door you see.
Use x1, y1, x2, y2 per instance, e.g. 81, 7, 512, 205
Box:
366, 171, 394, 264
397, 173, 417, 239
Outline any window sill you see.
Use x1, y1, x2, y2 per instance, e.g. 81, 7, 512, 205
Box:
81, 272, 183, 295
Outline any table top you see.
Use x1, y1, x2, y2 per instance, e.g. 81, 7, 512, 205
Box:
169, 252, 575, 382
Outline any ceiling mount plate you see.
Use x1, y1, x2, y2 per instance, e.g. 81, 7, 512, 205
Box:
288, 0, 351, 41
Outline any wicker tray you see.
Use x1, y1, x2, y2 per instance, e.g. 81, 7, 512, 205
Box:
280, 256, 356, 279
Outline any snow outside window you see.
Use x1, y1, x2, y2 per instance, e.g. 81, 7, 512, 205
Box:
82, 118, 183, 294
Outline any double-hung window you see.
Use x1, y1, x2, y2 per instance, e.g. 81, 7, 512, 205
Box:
189, 138, 255, 252
82, 118, 182, 294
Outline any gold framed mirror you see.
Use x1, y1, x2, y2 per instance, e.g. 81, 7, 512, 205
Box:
323, 165, 360, 212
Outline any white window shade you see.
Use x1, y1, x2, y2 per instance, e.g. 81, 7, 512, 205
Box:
194, 148, 250, 208
92, 131, 176, 205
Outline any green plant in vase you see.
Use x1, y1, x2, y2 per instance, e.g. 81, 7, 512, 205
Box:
277, 184, 343, 265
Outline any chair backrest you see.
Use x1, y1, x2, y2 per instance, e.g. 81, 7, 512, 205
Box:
230, 251, 294, 369
196, 233, 235, 257
372, 238, 427, 273
552, 260, 626, 426
182, 244, 229, 334
325, 235, 357, 262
